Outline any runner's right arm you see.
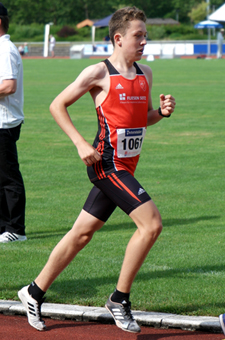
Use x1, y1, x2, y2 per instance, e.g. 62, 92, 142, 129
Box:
49, 64, 105, 166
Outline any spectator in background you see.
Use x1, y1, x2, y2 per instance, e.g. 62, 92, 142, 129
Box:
217, 28, 224, 59
0, 2, 27, 243
104, 34, 110, 42
18, 44, 24, 56
49, 34, 56, 57
24, 42, 29, 56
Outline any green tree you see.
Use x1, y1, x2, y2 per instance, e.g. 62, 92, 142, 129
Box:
4, 0, 225, 25
188, 1, 208, 23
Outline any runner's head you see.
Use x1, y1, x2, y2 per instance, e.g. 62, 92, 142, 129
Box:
109, 6, 146, 47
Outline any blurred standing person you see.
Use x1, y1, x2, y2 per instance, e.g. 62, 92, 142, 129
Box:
18, 44, 24, 56
49, 34, 56, 57
217, 28, 224, 59
24, 43, 29, 56
0, 2, 27, 243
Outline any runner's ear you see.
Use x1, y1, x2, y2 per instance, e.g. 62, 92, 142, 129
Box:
114, 33, 122, 47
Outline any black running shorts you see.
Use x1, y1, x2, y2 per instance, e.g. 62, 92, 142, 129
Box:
83, 170, 151, 222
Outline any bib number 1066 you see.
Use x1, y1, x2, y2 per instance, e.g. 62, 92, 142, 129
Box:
117, 127, 146, 158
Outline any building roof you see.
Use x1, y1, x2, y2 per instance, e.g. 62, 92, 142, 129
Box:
76, 17, 180, 29
146, 18, 180, 25
76, 19, 94, 29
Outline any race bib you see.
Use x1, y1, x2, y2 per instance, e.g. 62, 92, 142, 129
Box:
117, 127, 146, 158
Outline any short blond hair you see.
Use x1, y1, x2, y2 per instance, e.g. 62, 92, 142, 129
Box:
109, 6, 146, 46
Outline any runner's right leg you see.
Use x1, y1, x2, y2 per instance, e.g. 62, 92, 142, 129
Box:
18, 210, 104, 330
35, 210, 104, 292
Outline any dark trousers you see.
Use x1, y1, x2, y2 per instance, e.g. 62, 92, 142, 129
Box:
0, 124, 26, 235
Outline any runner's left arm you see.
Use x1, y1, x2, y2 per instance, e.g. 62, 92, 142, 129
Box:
140, 64, 176, 126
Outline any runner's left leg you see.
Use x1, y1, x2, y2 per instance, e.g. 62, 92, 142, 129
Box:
116, 200, 162, 293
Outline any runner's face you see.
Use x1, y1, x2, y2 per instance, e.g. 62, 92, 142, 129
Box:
121, 20, 147, 60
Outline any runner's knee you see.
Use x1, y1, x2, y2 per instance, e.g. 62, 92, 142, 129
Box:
152, 218, 163, 237
69, 228, 95, 250
141, 215, 163, 241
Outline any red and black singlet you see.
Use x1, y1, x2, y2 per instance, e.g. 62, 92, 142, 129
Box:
88, 59, 149, 182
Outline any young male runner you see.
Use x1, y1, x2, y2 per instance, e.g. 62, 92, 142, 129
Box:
18, 6, 176, 333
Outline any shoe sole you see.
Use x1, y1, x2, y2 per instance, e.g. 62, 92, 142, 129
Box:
0, 236, 27, 243
0, 239, 27, 243
105, 304, 141, 333
18, 289, 46, 331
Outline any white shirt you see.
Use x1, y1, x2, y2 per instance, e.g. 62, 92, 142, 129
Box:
217, 32, 224, 44
0, 34, 24, 129
50, 36, 56, 46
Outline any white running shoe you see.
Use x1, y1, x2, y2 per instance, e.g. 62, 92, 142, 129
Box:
18, 285, 46, 331
0, 232, 27, 243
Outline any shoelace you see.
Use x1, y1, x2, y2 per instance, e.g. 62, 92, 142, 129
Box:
122, 302, 134, 321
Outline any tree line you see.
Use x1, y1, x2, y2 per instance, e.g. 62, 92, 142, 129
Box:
4, 0, 225, 25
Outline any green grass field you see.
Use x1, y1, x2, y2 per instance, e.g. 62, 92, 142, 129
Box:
0, 58, 225, 316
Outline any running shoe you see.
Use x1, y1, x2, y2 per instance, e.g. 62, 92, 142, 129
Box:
0, 232, 27, 243
18, 285, 46, 331
219, 314, 225, 335
105, 294, 141, 333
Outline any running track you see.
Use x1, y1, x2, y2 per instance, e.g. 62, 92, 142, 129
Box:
0, 314, 224, 340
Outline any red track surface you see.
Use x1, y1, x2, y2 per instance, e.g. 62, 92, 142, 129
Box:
0, 314, 224, 340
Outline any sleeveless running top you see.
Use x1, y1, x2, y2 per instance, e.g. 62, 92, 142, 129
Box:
88, 59, 149, 181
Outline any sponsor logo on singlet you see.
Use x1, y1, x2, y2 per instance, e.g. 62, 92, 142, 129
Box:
119, 93, 146, 103
116, 83, 124, 89
127, 96, 146, 101
119, 93, 126, 101
139, 79, 147, 91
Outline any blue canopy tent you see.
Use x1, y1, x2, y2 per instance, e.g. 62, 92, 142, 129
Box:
194, 20, 223, 55
92, 14, 113, 44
